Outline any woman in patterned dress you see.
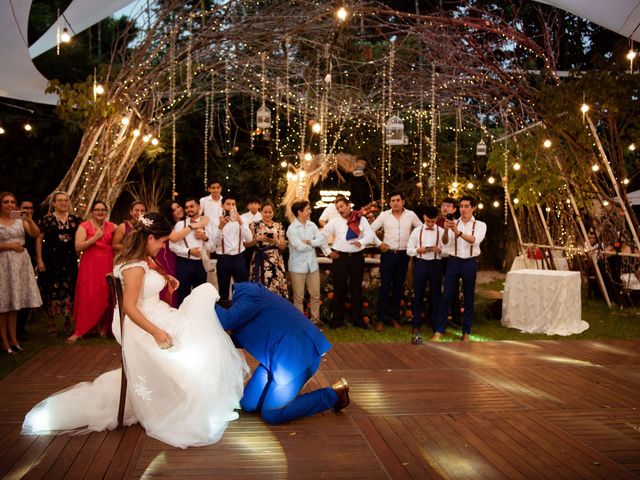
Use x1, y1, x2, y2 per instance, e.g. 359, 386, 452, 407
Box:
67, 201, 116, 343
36, 192, 81, 336
247, 201, 289, 299
0, 192, 42, 354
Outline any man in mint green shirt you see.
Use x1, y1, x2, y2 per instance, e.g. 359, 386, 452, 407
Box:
286, 201, 329, 326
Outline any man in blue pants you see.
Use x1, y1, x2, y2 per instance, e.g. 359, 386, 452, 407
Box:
215, 282, 350, 424
432, 196, 487, 342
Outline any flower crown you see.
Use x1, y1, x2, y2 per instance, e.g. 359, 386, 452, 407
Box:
138, 215, 154, 228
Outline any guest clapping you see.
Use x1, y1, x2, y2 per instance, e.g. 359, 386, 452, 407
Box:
0, 192, 42, 354
67, 201, 116, 343
111, 200, 146, 252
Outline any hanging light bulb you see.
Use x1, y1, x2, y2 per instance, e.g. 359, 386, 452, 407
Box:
452, 181, 459, 188
132, 129, 140, 137
478, 203, 484, 210
513, 197, 519, 204
121, 116, 129, 126
580, 103, 589, 113
492, 200, 500, 208
94, 84, 105, 96
151, 137, 159, 146
629, 143, 636, 151
0, 126, 5, 134
336, 6, 348, 22
24, 123, 32, 131
142, 134, 151, 143
543, 139, 552, 148
602, 200, 609, 206
311, 122, 322, 134
513, 162, 521, 171
280, 161, 287, 168
591, 164, 599, 172
622, 178, 630, 185
304, 152, 313, 162
488, 176, 495, 184
467, 182, 474, 189
628, 48, 636, 72
60, 27, 71, 43
545, 207, 551, 212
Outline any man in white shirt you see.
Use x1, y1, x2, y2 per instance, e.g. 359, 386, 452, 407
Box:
214, 193, 253, 300
370, 191, 422, 332
436, 197, 462, 328
322, 198, 375, 329
432, 196, 487, 342
241, 195, 262, 268
200, 180, 223, 220
407, 205, 449, 345
169, 197, 216, 305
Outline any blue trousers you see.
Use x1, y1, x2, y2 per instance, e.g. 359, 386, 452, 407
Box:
434, 257, 478, 334
217, 253, 248, 301
240, 356, 338, 424
412, 258, 443, 331
176, 257, 207, 306
377, 251, 410, 324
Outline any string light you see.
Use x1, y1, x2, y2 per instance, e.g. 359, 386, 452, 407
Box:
591, 164, 599, 172
60, 27, 71, 43
142, 134, 151, 142
602, 200, 609, 206
120, 116, 129, 126
132, 129, 140, 137
336, 6, 348, 22
543, 139, 552, 148
513, 197, 519, 204
488, 176, 495, 184
628, 46, 636, 73
0, 126, 5, 134
630, 143, 636, 151
478, 203, 484, 209
311, 122, 321, 134
493, 200, 500, 208
280, 160, 287, 168
623, 178, 630, 185
513, 162, 521, 171
467, 182, 474, 189
151, 137, 159, 146
24, 123, 32, 132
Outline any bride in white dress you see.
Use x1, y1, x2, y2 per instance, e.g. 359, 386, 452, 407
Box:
22, 213, 248, 448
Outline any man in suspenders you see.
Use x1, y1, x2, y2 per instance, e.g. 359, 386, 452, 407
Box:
407, 205, 448, 345
432, 196, 487, 342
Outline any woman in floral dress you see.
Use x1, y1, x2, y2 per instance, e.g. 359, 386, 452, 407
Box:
247, 202, 289, 299
36, 191, 81, 336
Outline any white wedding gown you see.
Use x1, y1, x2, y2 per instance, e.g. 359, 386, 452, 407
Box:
22, 260, 248, 448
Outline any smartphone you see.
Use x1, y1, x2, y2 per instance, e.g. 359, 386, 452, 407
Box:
10, 210, 25, 219
446, 213, 454, 221
266, 232, 274, 239
223, 209, 231, 218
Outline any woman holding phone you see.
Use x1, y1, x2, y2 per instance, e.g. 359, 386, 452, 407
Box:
67, 201, 116, 343
0, 192, 41, 354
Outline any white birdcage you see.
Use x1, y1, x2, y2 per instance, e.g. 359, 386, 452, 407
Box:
385, 115, 405, 145
256, 104, 271, 129
476, 139, 487, 156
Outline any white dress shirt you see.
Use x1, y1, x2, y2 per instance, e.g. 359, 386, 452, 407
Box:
286, 218, 327, 273
322, 215, 375, 253
319, 203, 341, 225
214, 220, 252, 255
449, 216, 487, 259
240, 211, 262, 225
407, 225, 446, 260
200, 195, 223, 220
169, 217, 216, 259
369, 208, 422, 250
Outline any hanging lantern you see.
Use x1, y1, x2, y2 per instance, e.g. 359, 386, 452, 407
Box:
256, 104, 271, 129
385, 115, 404, 145
476, 139, 487, 156
353, 160, 366, 177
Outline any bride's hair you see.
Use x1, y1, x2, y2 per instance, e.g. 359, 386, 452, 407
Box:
115, 212, 172, 265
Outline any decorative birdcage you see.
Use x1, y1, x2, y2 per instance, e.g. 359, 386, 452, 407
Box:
353, 159, 366, 177
256, 104, 271, 129
476, 139, 487, 156
385, 115, 405, 145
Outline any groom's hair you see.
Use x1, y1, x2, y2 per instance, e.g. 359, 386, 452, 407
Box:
216, 299, 232, 309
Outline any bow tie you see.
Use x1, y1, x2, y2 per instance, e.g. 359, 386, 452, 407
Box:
425, 227, 435, 231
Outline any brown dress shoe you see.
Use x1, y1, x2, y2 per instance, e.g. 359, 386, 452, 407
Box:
332, 378, 350, 412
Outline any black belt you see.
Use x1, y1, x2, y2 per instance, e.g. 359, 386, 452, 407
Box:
388, 249, 406, 254
334, 250, 363, 257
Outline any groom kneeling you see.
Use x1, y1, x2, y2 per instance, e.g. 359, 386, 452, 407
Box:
215, 282, 349, 424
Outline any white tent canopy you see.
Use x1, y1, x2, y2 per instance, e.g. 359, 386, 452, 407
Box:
0, 0, 638, 105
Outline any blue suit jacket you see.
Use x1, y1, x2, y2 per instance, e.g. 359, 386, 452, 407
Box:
215, 282, 332, 384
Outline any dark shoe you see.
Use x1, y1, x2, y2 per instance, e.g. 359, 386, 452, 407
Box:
375, 322, 384, 332
332, 378, 350, 412
10, 344, 23, 352
411, 335, 424, 345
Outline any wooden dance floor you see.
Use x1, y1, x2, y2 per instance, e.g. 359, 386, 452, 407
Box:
1, 340, 640, 479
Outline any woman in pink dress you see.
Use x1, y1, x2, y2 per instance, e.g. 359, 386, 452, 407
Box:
67, 201, 116, 343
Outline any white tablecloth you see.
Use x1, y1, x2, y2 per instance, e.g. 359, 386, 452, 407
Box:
501, 269, 589, 336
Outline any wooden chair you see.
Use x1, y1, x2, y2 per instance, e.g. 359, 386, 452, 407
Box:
106, 273, 128, 429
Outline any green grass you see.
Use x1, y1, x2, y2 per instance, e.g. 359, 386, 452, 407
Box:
2, 279, 639, 379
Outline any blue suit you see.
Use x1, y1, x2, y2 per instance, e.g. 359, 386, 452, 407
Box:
215, 282, 338, 424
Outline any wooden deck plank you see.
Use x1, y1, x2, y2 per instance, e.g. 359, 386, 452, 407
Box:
2, 340, 640, 479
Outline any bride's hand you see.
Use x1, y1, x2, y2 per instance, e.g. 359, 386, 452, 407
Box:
154, 330, 174, 350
